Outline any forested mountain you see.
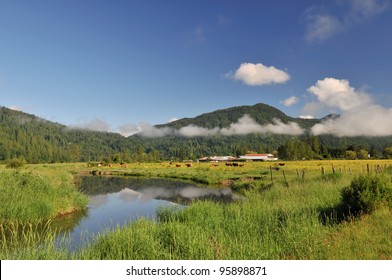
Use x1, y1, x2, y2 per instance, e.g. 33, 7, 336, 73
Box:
1, 104, 392, 163
0, 106, 132, 163
157, 103, 319, 129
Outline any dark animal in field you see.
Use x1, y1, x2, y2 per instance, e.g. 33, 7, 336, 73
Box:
210, 164, 219, 167
225, 162, 233, 166
185, 163, 192, 167
278, 163, 286, 166
176, 164, 181, 167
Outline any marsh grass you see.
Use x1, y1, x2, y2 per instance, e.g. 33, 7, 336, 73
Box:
0, 221, 69, 259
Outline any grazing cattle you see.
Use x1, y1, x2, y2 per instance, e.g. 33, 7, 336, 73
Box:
225, 162, 233, 166
272, 167, 280, 171
185, 163, 192, 167
278, 163, 286, 166
176, 164, 181, 167
210, 164, 219, 167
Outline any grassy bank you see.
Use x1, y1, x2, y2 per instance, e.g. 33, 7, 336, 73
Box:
0, 166, 88, 224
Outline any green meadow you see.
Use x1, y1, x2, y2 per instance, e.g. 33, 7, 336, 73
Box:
1, 160, 392, 259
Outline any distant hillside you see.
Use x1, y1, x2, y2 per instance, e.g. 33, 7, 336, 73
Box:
158, 103, 320, 129
0, 106, 131, 163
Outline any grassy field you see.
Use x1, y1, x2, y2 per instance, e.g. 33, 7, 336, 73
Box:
1, 160, 392, 259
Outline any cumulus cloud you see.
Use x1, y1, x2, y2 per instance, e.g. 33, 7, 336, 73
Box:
311, 105, 392, 136
226, 62, 290, 86
308, 77, 392, 136
281, 96, 299, 107
304, 0, 389, 43
307, 77, 372, 111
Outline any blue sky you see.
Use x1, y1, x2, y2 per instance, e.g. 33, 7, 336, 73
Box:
1, 0, 392, 136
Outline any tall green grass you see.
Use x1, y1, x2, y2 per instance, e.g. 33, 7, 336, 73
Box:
0, 171, 88, 224
0, 221, 69, 259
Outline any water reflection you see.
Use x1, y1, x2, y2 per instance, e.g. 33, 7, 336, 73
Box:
54, 176, 235, 250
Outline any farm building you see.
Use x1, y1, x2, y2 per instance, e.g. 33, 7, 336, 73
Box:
239, 154, 278, 161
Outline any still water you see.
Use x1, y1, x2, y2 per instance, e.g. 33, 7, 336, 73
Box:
54, 176, 234, 250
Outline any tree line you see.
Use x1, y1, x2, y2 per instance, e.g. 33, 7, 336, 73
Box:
2, 106, 392, 164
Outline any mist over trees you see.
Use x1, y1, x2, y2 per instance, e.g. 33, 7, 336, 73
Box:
1, 106, 392, 164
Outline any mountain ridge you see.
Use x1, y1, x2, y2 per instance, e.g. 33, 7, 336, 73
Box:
157, 103, 321, 130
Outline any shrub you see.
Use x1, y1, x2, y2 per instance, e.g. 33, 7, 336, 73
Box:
6, 157, 27, 169
341, 175, 392, 217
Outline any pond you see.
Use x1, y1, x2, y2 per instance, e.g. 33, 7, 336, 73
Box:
53, 176, 235, 250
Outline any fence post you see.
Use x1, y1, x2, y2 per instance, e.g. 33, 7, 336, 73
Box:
321, 166, 325, 176
282, 170, 288, 187
270, 166, 273, 183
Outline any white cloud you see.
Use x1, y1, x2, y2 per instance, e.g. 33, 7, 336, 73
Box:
138, 123, 174, 138
307, 77, 372, 111
73, 118, 111, 132
8, 105, 24, 111
281, 96, 299, 107
299, 115, 315, 119
132, 115, 304, 138
118, 123, 140, 137
185, 115, 303, 136
177, 125, 219, 137
304, 0, 389, 43
305, 14, 343, 43
169, 117, 179, 123
308, 77, 392, 136
346, 0, 389, 23
311, 105, 392, 136
226, 62, 290, 86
